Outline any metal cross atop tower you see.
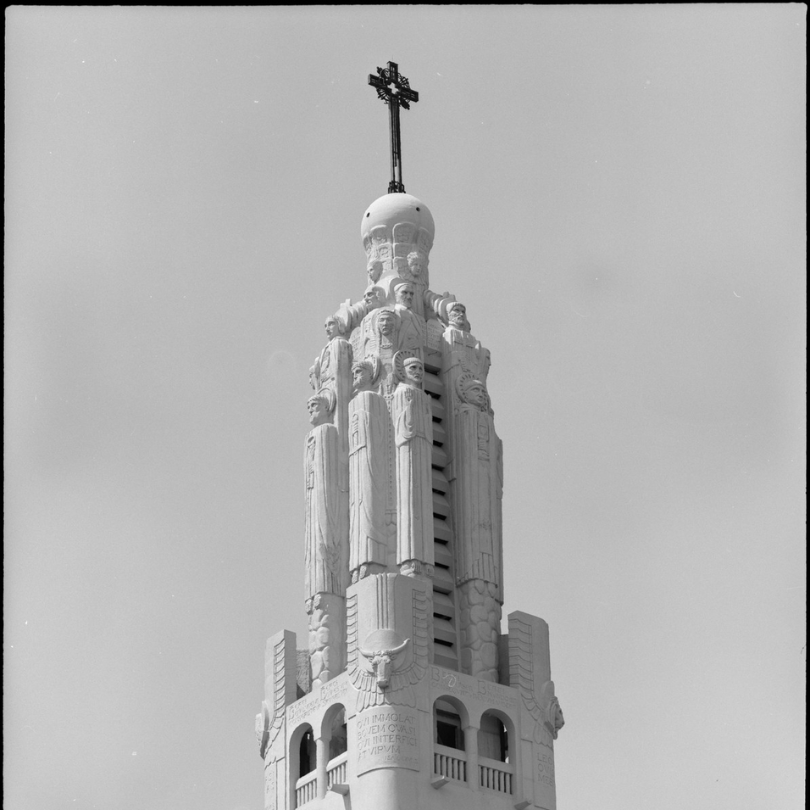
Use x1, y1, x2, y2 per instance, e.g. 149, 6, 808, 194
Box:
368, 61, 419, 194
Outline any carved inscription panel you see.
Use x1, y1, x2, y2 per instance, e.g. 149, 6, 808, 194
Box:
355, 706, 420, 775
536, 748, 555, 788
287, 673, 351, 728
533, 739, 557, 810
430, 665, 518, 712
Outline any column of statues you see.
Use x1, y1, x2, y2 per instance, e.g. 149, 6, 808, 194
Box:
440, 306, 504, 682
303, 270, 440, 684
301, 262, 504, 684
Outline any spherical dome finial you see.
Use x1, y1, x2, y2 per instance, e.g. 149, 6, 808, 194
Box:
361, 193, 435, 277
361, 193, 435, 246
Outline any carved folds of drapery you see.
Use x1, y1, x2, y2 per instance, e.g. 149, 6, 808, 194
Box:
391, 383, 434, 570
348, 390, 394, 576
311, 335, 353, 453
304, 423, 348, 599
450, 404, 503, 594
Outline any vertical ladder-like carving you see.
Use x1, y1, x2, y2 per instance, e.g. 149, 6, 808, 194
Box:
424, 361, 459, 670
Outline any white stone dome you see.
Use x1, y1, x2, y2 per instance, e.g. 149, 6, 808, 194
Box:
360, 193, 435, 249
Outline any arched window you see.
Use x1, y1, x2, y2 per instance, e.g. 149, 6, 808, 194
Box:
298, 727, 317, 778
328, 707, 348, 760
434, 699, 464, 751
478, 711, 508, 763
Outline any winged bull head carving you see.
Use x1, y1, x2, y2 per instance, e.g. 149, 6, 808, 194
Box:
359, 638, 410, 689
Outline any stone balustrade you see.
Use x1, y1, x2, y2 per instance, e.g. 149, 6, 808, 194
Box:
433, 743, 467, 783
326, 751, 348, 788
294, 770, 317, 807
478, 755, 513, 794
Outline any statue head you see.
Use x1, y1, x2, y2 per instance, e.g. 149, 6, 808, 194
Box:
458, 374, 488, 410
482, 348, 492, 382
324, 316, 344, 341
352, 358, 381, 393
367, 260, 384, 283
447, 302, 470, 332
377, 308, 398, 337
307, 391, 334, 426
407, 251, 425, 277
363, 285, 384, 311
403, 357, 424, 386
394, 281, 416, 310
394, 350, 424, 387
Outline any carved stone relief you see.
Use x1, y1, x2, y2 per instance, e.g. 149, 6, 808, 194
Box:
346, 574, 430, 711
308, 591, 345, 688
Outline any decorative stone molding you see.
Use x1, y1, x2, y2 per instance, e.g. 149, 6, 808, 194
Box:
258, 630, 298, 759
346, 575, 430, 710
506, 612, 563, 738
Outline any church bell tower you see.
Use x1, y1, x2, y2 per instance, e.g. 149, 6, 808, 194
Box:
256, 61, 564, 810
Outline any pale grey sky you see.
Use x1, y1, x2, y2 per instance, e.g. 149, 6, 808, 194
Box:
5, 6, 805, 810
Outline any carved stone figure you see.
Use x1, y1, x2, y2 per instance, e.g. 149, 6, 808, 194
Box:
367, 259, 383, 284
452, 373, 503, 590
352, 356, 383, 394
447, 372, 504, 682
363, 284, 385, 313
310, 318, 354, 437
393, 280, 427, 357
402, 251, 430, 318
351, 307, 403, 397
332, 285, 385, 338
304, 391, 345, 598
391, 352, 434, 576
304, 392, 348, 687
348, 358, 393, 581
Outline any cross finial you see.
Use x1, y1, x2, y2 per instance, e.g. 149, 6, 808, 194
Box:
368, 61, 419, 194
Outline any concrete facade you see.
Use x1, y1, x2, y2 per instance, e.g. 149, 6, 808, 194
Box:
257, 193, 564, 810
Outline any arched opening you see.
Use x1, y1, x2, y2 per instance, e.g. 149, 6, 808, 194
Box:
327, 707, 348, 761
298, 726, 317, 778
478, 711, 508, 763
434, 698, 465, 751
